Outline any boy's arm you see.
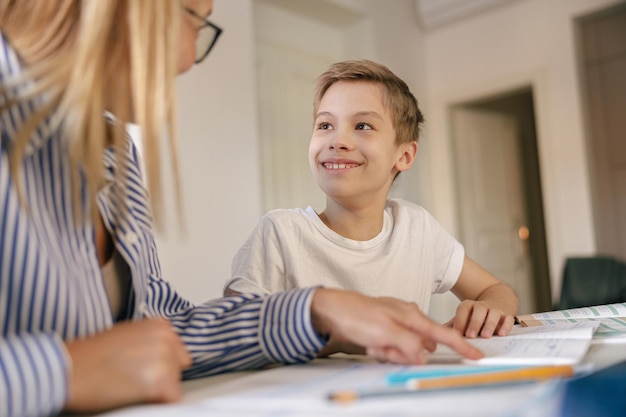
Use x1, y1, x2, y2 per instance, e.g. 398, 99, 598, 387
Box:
224, 215, 285, 297
449, 255, 519, 338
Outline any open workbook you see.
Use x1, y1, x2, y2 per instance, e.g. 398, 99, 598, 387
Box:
429, 323, 596, 365
517, 302, 626, 344
429, 303, 626, 366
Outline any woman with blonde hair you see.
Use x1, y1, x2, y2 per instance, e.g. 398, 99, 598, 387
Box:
0, 1, 481, 416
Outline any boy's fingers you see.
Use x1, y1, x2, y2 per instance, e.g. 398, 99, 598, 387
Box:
496, 315, 516, 336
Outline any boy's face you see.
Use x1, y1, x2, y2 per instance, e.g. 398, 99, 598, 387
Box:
309, 80, 416, 206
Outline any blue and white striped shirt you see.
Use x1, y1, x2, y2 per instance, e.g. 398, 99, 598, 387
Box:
0, 32, 325, 417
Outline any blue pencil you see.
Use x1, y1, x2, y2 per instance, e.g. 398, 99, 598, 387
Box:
385, 365, 526, 385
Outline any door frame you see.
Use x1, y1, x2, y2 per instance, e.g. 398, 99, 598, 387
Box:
451, 89, 551, 313
575, 1, 626, 260
447, 80, 553, 312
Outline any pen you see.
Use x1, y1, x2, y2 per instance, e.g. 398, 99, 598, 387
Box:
514, 316, 528, 327
328, 365, 575, 403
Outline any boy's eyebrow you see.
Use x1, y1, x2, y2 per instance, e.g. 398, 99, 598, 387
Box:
315, 111, 334, 119
354, 111, 384, 121
314, 111, 384, 120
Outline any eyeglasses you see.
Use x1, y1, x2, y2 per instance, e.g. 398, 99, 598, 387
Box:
183, 6, 223, 64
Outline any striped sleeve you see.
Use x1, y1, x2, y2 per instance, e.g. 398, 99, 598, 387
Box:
259, 287, 326, 363
0, 333, 69, 417
161, 287, 327, 380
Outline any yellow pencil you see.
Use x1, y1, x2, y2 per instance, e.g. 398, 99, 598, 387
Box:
328, 365, 575, 403
407, 364, 574, 390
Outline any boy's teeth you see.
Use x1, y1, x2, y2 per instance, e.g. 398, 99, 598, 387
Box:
326, 163, 349, 169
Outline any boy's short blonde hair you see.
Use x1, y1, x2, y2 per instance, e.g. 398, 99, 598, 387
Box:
313, 59, 424, 144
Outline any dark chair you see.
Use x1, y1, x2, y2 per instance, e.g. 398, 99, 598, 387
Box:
558, 256, 626, 310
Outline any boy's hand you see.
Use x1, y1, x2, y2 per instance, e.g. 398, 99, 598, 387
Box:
311, 288, 484, 364
445, 300, 516, 338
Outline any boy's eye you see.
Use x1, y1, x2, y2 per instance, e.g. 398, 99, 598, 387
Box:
356, 123, 372, 130
317, 122, 332, 130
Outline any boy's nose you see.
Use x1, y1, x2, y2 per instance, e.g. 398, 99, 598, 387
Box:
328, 129, 353, 151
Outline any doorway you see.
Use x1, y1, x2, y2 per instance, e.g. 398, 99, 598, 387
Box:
451, 88, 551, 314
577, 2, 626, 261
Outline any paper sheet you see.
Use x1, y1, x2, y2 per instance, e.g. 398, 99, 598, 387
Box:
519, 303, 626, 344
523, 302, 626, 320
429, 324, 595, 365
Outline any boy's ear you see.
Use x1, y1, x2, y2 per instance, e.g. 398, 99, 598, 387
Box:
395, 141, 418, 172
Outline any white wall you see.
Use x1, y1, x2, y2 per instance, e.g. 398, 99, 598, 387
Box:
156, 0, 262, 304
159, 0, 619, 315
422, 0, 621, 311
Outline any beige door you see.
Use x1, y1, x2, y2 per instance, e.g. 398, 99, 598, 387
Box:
452, 108, 535, 314
579, 4, 626, 260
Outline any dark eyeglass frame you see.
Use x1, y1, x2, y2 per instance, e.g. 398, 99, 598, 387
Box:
183, 6, 223, 64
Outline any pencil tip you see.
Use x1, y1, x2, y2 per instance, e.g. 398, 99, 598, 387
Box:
328, 390, 358, 403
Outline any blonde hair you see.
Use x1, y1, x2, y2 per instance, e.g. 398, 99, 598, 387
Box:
0, 0, 181, 227
313, 59, 424, 145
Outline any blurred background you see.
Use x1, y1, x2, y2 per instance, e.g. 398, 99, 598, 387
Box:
154, 0, 626, 321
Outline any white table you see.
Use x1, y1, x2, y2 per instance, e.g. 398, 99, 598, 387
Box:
99, 343, 626, 417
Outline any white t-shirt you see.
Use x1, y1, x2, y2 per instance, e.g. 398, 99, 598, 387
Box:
225, 198, 464, 312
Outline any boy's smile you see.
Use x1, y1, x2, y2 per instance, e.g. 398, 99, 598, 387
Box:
309, 80, 414, 205
320, 158, 362, 172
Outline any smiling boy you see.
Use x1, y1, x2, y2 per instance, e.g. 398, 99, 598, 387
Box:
225, 60, 519, 341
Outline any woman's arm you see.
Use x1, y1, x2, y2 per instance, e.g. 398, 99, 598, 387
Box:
51, 286, 482, 415
1, 334, 69, 417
